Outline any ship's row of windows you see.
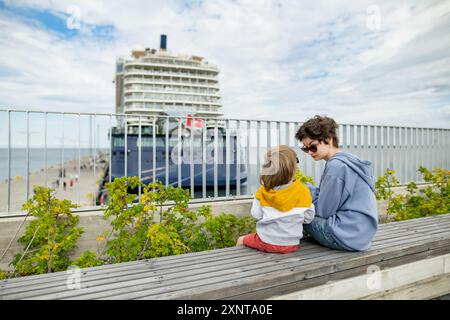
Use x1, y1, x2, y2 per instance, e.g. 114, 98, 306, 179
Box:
125, 93, 220, 103
125, 103, 220, 112
138, 58, 212, 68
124, 76, 218, 87
125, 68, 217, 79
124, 84, 218, 95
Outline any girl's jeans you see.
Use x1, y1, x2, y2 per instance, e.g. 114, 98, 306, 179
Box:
303, 216, 347, 250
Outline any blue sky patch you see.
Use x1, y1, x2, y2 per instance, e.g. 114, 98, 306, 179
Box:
0, 0, 116, 41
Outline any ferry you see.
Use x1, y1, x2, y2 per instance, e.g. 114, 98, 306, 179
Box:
98, 35, 246, 202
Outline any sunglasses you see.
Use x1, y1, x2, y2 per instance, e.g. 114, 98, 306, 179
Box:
300, 142, 319, 154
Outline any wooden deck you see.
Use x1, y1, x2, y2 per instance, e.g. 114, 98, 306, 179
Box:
1, 214, 450, 300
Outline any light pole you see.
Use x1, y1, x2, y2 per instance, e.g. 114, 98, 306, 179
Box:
18, 130, 39, 200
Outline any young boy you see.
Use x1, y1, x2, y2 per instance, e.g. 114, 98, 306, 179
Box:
236, 145, 315, 253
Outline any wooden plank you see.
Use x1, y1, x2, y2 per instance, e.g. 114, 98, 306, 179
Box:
0, 239, 320, 288
0, 244, 331, 297
79, 233, 450, 300
6, 224, 448, 299
6, 245, 336, 300
2, 224, 446, 298
270, 253, 450, 300
372, 220, 450, 241
1, 215, 442, 287
2, 214, 449, 300
140, 239, 450, 300
243, 247, 450, 300
4, 225, 450, 300
1, 245, 332, 299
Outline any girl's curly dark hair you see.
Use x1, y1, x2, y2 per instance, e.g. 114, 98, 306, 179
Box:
295, 115, 339, 148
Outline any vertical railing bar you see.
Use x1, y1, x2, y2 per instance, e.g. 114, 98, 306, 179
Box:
246, 120, 250, 195
363, 125, 369, 163
214, 119, 218, 198
443, 130, 446, 169
189, 117, 194, 199
178, 117, 182, 188
44, 112, 47, 188
165, 117, 169, 187
225, 119, 230, 197
349, 124, 354, 154
413, 128, 419, 182
403, 127, 411, 184
410, 127, 414, 182
7, 111, 11, 212
388, 127, 393, 172
77, 114, 81, 205
445, 129, 448, 169
285, 122, 290, 146
376, 126, 382, 180
434, 129, 437, 170
357, 125, 362, 158
381, 126, 389, 174
267, 121, 271, 151
257, 121, 261, 180
26, 111, 30, 202
429, 129, 431, 172
202, 118, 206, 198
138, 115, 142, 197
382, 126, 387, 176
403, 128, 411, 184
370, 126, 376, 177
93, 114, 97, 207
424, 128, 428, 173
124, 115, 128, 178
393, 127, 398, 181
411, 127, 415, 183
418, 128, 423, 182
399, 127, 402, 182
348, 125, 354, 182
153, 116, 157, 186
236, 120, 241, 197
429, 128, 433, 171
61, 113, 65, 196
277, 121, 281, 146
108, 115, 112, 184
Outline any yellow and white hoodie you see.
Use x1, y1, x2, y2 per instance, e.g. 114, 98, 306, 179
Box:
251, 179, 315, 246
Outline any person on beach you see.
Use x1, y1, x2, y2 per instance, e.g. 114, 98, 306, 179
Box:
236, 145, 315, 253
295, 115, 378, 251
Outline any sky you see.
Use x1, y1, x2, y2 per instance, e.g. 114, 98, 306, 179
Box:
0, 0, 450, 129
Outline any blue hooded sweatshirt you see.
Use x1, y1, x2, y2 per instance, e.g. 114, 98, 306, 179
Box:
308, 152, 378, 251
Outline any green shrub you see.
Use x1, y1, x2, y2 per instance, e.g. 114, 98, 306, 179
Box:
100, 177, 256, 263
10, 186, 83, 277
72, 251, 104, 268
295, 168, 315, 185
375, 167, 450, 222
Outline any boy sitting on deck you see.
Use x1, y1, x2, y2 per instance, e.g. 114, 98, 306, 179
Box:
236, 145, 315, 253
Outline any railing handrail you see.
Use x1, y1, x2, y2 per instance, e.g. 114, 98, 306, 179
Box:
1, 109, 450, 130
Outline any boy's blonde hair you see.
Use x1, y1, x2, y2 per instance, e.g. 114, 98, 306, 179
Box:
260, 145, 298, 191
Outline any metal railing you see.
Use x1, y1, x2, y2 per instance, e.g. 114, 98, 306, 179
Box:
1, 109, 449, 214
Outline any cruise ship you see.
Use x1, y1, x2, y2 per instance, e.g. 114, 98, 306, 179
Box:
102, 35, 246, 199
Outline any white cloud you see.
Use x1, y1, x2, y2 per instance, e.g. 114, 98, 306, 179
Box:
0, 0, 449, 129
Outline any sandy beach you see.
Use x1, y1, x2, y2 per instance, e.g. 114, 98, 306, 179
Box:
0, 155, 107, 213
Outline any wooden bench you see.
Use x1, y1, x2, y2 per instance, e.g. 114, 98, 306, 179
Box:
1, 214, 450, 300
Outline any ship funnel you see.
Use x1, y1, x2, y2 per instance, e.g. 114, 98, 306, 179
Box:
160, 34, 167, 51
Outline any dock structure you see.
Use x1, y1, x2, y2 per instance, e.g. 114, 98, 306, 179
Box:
1, 214, 450, 300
